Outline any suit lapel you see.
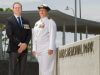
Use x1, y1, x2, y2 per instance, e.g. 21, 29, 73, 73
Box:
12, 15, 19, 25
12, 15, 23, 29
21, 17, 26, 29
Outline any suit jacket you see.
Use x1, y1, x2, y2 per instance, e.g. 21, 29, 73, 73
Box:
6, 15, 31, 53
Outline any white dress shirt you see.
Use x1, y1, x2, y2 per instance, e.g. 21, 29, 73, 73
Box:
14, 14, 22, 25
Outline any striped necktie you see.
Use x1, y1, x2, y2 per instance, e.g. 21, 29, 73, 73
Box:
17, 17, 23, 27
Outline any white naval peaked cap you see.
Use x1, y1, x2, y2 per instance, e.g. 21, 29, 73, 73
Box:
38, 4, 51, 11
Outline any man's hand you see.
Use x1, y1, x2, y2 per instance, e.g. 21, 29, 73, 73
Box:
48, 50, 53, 55
18, 42, 22, 46
18, 43, 27, 53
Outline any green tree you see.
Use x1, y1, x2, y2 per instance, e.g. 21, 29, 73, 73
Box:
0, 8, 4, 12
0, 24, 5, 59
5, 8, 12, 12
0, 24, 5, 30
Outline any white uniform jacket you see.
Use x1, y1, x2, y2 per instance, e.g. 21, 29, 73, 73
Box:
32, 17, 57, 54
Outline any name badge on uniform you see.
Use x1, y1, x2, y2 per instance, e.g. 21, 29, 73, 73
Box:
23, 24, 30, 29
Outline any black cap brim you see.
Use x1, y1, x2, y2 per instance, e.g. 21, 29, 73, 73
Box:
38, 7, 51, 11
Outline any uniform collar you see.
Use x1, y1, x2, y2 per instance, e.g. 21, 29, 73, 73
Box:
40, 17, 48, 22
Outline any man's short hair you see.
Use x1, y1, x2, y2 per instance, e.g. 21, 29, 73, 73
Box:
13, 2, 22, 8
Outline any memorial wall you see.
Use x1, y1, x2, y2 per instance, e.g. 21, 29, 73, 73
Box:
57, 35, 100, 75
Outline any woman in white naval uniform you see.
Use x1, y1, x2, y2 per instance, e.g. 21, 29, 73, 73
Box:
32, 4, 57, 75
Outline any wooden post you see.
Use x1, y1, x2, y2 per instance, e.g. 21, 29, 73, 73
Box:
62, 24, 66, 45
56, 49, 58, 75
86, 24, 88, 38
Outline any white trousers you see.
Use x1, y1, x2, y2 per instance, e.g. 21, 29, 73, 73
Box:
36, 51, 56, 75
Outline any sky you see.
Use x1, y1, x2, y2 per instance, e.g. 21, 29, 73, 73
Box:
0, 0, 100, 22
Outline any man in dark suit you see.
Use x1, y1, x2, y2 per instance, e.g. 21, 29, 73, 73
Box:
6, 2, 31, 75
